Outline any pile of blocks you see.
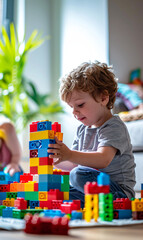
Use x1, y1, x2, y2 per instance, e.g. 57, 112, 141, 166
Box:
1, 119, 143, 234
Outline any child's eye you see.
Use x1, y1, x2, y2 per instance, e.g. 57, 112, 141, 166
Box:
78, 103, 84, 108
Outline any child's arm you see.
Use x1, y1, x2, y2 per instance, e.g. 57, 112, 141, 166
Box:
54, 161, 77, 171
0, 122, 22, 176
48, 137, 117, 169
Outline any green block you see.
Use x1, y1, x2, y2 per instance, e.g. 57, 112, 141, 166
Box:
99, 212, 113, 221
61, 175, 69, 192
13, 209, 26, 219
99, 193, 113, 204
25, 209, 43, 215
0, 205, 6, 216
25, 191, 39, 201
99, 202, 113, 212
6, 192, 17, 199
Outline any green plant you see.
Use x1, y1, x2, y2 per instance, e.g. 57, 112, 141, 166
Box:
0, 23, 63, 131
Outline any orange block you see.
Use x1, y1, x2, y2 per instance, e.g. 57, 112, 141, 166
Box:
10, 182, 18, 192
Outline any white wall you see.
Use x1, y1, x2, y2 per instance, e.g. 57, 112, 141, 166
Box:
108, 0, 143, 82
14, 0, 109, 159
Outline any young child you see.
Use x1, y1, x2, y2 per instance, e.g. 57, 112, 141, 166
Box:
48, 61, 136, 208
0, 116, 22, 176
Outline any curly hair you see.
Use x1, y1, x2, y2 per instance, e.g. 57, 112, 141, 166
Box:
59, 61, 118, 109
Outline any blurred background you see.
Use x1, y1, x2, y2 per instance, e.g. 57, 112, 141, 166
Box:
0, 0, 143, 162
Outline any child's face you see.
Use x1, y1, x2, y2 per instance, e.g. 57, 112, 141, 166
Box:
67, 89, 112, 127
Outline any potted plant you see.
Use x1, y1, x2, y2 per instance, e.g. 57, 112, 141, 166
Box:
0, 23, 63, 131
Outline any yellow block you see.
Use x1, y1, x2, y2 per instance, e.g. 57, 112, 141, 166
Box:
132, 199, 143, 211
30, 158, 39, 167
55, 132, 63, 141
64, 192, 69, 200
38, 165, 53, 174
39, 192, 48, 201
30, 130, 54, 141
3, 198, 15, 207
24, 181, 35, 192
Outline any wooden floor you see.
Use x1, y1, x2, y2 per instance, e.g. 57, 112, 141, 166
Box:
0, 224, 143, 240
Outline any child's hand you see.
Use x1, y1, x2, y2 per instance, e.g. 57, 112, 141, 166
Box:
48, 136, 72, 165
4, 163, 21, 176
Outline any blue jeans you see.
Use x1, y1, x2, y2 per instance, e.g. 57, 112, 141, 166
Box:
69, 166, 127, 208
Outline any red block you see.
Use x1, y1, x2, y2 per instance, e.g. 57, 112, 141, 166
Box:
60, 202, 78, 214
30, 122, 38, 132
14, 197, 27, 210
39, 157, 53, 166
84, 182, 100, 194
30, 166, 38, 174
20, 173, 33, 183
48, 189, 64, 201
39, 200, 52, 209
34, 182, 38, 191
113, 198, 131, 210
30, 149, 38, 158
0, 184, 10, 192
98, 185, 110, 194
51, 200, 63, 209
52, 122, 61, 132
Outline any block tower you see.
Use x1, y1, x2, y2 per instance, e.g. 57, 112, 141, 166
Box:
28, 120, 70, 208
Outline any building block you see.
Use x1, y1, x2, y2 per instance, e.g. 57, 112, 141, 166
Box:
14, 197, 27, 210
48, 189, 64, 201
30, 166, 38, 174
97, 172, 110, 186
39, 157, 53, 166
2, 207, 14, 218
30, 130, 54, 141
30, 150, 38, 158
132, 211, 143, 220
113, 198, 131, 210
55, 132, 63, 141
38, 165, 53, 174
20, 173, 33, 183
30, 157, 39, 167
0, 184, 10, 192
6, 192, 17, 199
29, 139, 55, 150
71, 210, 83, 220
44, 209, 65, 218
3, 198, 15, 207
84, 182, 100, 194
30, 122, 38, 132
37, 121, 52, 131
52, 122, 61, 132
10, 182, 18, 192
39, 192, 48, 201
114, 209, 132, 219
131, 199, 143, 211
29, 200, 39, 209
0, 205, 6, 216
0, 172, 6, 181
25, 191, 39, 201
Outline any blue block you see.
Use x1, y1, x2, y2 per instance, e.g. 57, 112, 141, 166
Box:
29, 139, 56, 150
29, 200, 39, 209
43, 209, 65, 218
38, 148, 49, 157
2, 207, 14, 218
71, 211, 83, 220
114, 209, 132, 219
0, 192, 7, 200
4, 170, 23, 182
37, 121, 52, 131
0, 172, 6, 181
38, 182, 49, 191
97, 172, 110, 186
17, 192, 25, 198
141, 183, 143, 190
39, 174, 53, 182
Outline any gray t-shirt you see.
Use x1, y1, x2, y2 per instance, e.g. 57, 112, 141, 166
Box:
71, 115, 136, 199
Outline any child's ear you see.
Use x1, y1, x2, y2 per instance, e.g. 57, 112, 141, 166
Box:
101, 92, 109, 106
